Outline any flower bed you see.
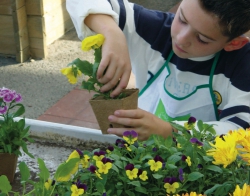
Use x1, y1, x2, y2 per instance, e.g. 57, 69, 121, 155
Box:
0, 117, 249, 196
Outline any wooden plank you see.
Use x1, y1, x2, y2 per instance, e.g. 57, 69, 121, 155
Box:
12, 0, 25, 10
0, 36, 16, 55
26, 0, 66, 16
16, 46, 30, 63
0, 5, 12, 15
44, 3, 71, 33
43, 0, 65, 14
0, 15, 14, 37
27, 16, 45, 38
29, 37, 46, 49
0, 0, 12, 6
29, 47, 47, 59
25, 0, 42, 16
12, 1, 30, 62
46, 18, 74, 45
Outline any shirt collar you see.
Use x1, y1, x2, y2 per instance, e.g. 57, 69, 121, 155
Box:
188, 53, 215, 61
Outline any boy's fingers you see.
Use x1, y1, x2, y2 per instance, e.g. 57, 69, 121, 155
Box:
110, 71, 130, 97
97, 57, 109, 79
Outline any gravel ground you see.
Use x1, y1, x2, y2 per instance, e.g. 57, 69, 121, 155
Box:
0, 29, 91, 119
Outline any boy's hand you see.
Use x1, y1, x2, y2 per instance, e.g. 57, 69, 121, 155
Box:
97, 29, 131, 97
107, 109, 173, 141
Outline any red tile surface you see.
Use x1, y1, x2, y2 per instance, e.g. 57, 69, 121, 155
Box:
37, 88, 100, 130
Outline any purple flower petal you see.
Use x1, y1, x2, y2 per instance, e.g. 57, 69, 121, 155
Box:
181, 155, 187, 161
3, 92, 16, 103
0, 105, 8, 114
125, 163, 134, 171
154, 155, 163, 163
178, 168, 184, 182
188, 117, 196, 124
15, 93, 22, 102
89, 165, 96, 173
190, 138, 203, 146
123, 130, 138, 138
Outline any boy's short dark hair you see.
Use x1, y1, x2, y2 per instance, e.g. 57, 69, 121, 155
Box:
199, 0, 250, 40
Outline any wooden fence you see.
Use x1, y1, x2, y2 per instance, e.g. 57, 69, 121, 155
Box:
0, 0, 73, 62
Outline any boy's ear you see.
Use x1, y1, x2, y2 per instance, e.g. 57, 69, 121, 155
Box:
224, 36, 249, 51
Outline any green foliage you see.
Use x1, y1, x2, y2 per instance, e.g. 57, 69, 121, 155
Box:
0, 119, 249, 195
67, 45, 127, 100
0, 88, 34, 158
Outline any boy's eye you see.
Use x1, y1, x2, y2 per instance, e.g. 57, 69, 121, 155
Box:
178, 16, 186, 24
197, 36, 209, 44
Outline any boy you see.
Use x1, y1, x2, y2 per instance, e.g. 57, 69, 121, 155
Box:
66, 0, 250, 140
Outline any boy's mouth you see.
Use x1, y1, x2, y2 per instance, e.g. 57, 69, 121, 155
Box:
174, 44, 187, 53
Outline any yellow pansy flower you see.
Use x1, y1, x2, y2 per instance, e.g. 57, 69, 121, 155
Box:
148, 160, 162, 171
139, 171, 148, 181
186, 156, 192, 166
126, 168, 138, 180
164, 182, 179, 194
230, 183, 250, 196
93, 155, 105, 161
70, 184, 84, 196
96, 161, 112, 174
81, 155, 90, 169
81, 34, 105, 51
61, 67, 82, 84
44, 179, 53, 190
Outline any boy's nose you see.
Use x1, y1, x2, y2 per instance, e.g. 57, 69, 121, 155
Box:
176, 30, 191, 47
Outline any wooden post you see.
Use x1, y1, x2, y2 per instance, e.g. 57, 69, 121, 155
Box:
12, 0, 30, 62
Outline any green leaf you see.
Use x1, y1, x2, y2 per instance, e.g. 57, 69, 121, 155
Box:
188, 172, 204, 181
82, 81, 95, 92
72, 58, 93, 76
187, 172, 204, 181
128, 181, 140, 187
152, 173, 163, 179
125, 190, 135, 196
206, 165, 222, 173
166, 164, 177, 169
164, 136, 173, 148
92, 62, 99, 78
167, 155, 181, 164
197, 120, 204, 132
12, 103, 25, 117
135, 186, 148, 194
0, 175, 12, 194
96, 181, 105, 193
54, 158, 80, 180
38, 158, 50, 180
19, 162, 30, 182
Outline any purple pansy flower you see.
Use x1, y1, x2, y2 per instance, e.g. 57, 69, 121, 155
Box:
123, 130, 138, 138
89, 165, 97, 173
178, 168, 184, 182
188, 117, 196, 124
154, 155, 164, 163
164, 177, 178, 184
190, 138, 203, 146
181, 155, 187, 161
76, 149, 83, 157
125, 163, 134, 171
94, 150, 106, 156
101, 157, 113, 164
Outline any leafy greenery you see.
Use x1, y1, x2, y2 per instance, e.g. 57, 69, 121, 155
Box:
0, 118, 249, 195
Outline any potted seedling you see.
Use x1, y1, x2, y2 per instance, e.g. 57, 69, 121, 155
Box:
0, 87, 34, 182
61, 34, 138, 134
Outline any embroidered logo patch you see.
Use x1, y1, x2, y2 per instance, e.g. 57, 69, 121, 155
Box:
213, 91, 222, 106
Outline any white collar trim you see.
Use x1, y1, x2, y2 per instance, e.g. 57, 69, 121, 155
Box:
188, 54, 215, 61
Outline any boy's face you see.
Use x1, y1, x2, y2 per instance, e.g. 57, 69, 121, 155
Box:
171, 0, 230, 58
